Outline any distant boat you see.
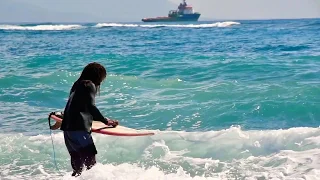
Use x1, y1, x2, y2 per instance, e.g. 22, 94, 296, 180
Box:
142, 0, 201, 22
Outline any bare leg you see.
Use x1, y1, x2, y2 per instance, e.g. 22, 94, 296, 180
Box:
84, 154, 96, 170
70, 151, 84, 176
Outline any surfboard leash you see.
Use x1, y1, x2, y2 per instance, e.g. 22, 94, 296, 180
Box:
48, 112, 61, 173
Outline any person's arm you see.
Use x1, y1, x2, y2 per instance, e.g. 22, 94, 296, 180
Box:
85, 81, 109, 125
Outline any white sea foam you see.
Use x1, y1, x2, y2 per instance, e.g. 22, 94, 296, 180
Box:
0, 126, 319, 179
0, 22, 239, 31
95, 21, 240, 28
0, 24, 83, 31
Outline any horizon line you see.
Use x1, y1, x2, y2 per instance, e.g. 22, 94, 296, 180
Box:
0, 17, 319, 24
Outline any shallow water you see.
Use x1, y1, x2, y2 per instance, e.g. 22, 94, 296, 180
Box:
0, 19, 319, 179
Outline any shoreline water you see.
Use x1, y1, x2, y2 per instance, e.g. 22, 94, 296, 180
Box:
0, 19, 319, 179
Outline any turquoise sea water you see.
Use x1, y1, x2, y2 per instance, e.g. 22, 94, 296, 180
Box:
0, 19, 319, 179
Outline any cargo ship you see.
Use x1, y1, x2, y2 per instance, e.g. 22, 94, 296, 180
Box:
142, 0, 201, 22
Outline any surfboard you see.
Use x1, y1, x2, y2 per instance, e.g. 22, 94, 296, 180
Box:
48, 112, 155, 136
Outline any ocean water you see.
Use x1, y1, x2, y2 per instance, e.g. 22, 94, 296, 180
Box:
0, 19, 319, 179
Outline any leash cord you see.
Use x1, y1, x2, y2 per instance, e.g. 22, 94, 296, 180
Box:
48, 112, 61, 173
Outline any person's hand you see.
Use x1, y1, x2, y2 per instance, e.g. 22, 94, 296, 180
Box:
106, 119, 119, 127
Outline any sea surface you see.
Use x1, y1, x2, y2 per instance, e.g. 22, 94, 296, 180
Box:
0, 19, 319, 179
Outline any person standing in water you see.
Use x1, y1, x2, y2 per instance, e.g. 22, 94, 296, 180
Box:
60, 62, 118, 177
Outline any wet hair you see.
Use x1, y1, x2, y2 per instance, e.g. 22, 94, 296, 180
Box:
78, 62, 107, 94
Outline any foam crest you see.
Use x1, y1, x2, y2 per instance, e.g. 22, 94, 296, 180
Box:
0, 126, 319, 179
95, 22, 240, 28
0, 24, 83, 31
95, 23, 139, 28
62, 163, 219, 180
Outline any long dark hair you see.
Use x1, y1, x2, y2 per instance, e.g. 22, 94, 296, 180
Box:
77, 62, 107, 95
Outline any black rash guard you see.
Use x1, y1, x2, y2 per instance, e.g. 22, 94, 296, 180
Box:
60, 80, 108, 133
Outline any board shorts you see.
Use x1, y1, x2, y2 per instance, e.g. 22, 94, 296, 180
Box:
63, 131, 97, 155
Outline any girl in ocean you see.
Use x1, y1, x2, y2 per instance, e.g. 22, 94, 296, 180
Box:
60, 62, 118, 176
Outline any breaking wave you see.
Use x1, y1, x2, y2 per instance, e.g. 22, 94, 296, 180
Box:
1, 126, 319, 179
95, 21, 240, 28
0, 22, 240, 31
0, 24, 84, 31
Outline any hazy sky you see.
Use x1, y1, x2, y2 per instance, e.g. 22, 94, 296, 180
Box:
171, 0, 320, 20
0, 0, 319, 22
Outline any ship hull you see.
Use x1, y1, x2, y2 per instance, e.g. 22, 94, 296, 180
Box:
142, 13, 200, 22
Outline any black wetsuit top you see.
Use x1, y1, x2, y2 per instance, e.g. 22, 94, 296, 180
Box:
60, 80, 108, 133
